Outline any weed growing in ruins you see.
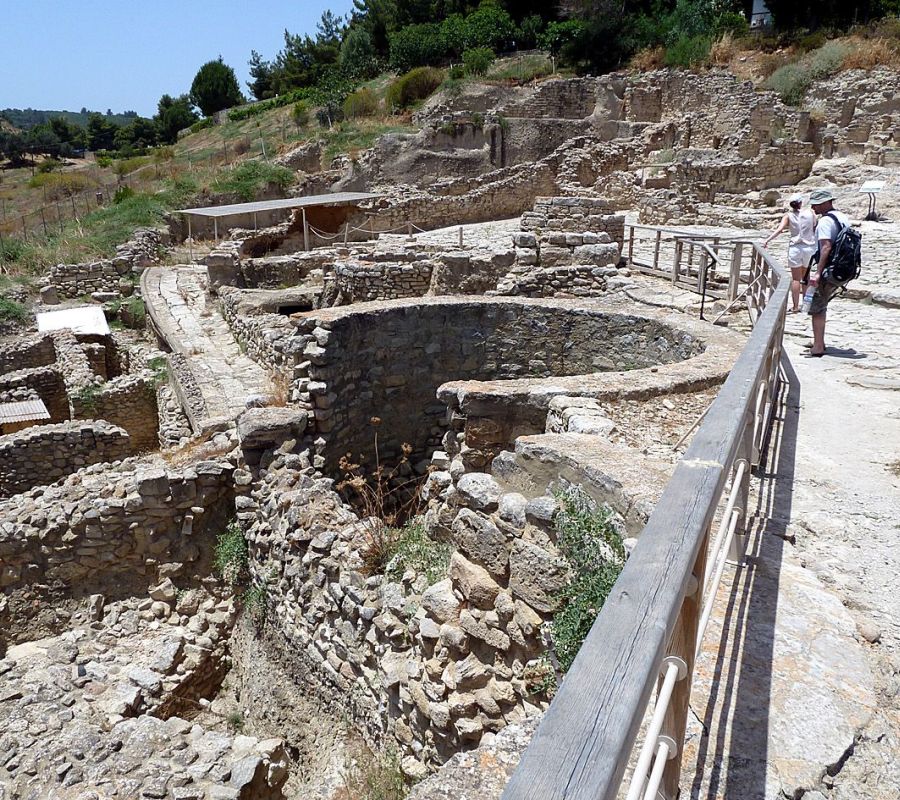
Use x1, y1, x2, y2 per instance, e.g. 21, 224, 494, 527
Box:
338, 420, 432, 577
123, 295, 146, 328
226, 710, 245, 733
243, 582, 268, 625
548, 486, 625, 673
73, 383, 103, 413
213, 521, 249, 588
384, 518, 451, 585
341, 746, 408, 800
148, 356, 169, 388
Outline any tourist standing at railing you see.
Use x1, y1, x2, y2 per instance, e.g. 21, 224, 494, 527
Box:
805, 189, 852, 357
764, 193, 817, 313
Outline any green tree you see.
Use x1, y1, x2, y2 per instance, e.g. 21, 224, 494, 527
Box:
247, 50, 275, 100
389, 23, 447, 71
340, 26, 379, 77
155, 94, 198, 144
464, 3, 516, 51
190, 57, 244, 117
86, 112, 118, 150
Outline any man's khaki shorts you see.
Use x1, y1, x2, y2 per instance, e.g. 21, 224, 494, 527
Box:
808, 279, 843, 315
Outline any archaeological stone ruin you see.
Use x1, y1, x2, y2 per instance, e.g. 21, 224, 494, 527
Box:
1, 61, 898, 800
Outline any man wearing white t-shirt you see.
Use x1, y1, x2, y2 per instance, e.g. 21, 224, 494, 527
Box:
806, 188, 850, 357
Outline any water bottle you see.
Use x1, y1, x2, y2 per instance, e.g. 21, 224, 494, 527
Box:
800, 285, 816, 313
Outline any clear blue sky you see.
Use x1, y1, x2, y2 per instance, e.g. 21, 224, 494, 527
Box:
1, 0, 356, 117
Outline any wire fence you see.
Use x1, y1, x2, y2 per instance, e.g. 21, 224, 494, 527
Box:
0, 136, 273, 264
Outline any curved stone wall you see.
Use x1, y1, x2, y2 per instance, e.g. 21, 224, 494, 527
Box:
290, 297, 716, 470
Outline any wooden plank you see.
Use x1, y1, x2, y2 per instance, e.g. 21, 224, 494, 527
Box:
661, 536, 707, 797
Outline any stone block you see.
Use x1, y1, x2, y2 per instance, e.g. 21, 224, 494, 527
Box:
451, 508, 508, 576
450, 552, 500, 610
509, 540, 567, 613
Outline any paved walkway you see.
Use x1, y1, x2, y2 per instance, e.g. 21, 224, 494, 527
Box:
682, 222, 900, 799
142, 265, 270, 429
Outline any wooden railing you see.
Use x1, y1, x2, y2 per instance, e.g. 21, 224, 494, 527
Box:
625, 223, 759, 302
501, 237, 787, 800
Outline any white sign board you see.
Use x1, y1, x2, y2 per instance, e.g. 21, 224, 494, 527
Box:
859, 180, 885, 194
36, 306, 110, 336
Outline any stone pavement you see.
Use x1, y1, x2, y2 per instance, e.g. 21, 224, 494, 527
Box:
142, 266, 271, 430
681, 222, 900, 799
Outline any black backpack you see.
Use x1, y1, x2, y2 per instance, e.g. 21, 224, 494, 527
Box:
821, 211, 862, 284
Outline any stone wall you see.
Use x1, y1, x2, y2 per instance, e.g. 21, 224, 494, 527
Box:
0, 334, 55, 375
521, 197, 626, 247
218, 287, 297, 371
0, 456, 236, 639
71, 374, 160, 454
331, 259, 434, 303
241, 461, 555, 775
0, 365, 69, 423
289, 297, 704, 470
48, 227, 166, 300
0, 420, 131, 497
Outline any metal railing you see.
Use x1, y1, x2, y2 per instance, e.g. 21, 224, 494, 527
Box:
501, 235, 787, 800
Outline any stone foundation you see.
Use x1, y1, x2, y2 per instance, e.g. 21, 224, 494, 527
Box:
0, 420, 131, 497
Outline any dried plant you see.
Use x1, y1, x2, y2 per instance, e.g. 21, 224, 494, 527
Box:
337, 418, 428, 576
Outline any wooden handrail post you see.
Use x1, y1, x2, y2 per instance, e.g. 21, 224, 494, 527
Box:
672, 240, 683, 284
653, 230, 662, 271
660, 536, 708, 797
728, 242, 743, 301
728, 423, 754, 563
627, 225, 635, 264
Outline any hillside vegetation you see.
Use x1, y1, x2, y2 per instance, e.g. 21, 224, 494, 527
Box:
1, 2, 898, 281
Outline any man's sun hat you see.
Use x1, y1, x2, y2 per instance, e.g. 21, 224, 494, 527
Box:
809, 188, 835, 204
788, 193, 804, 205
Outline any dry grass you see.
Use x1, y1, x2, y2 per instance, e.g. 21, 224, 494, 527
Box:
630, 47, 666, 70
160, 430, 232, 466
709, 32, 738, 65
265, 371, 292, 406
840, 36, 900, 70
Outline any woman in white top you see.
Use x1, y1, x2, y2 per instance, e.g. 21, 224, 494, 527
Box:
764, 194, 818, 312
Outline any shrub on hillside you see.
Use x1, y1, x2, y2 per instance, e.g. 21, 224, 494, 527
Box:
765, 41, 849, 105
386, 67, 444, 111
665, 34, 712, 67
291, 100, 310, 129
388, 23, 447, 73
462, 47, 495, 76
343, 87, 379, 119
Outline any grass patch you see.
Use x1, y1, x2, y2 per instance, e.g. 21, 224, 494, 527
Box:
487, 52, 553, 83
549, 486, 625, 673
384, 518, 451, 585
213, 521, 249, 588
341, 747, 408, 800
0, 176, 197, 275
0, 295, 27, 325
210, 160, 295, 202
321, 120, 416, 164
